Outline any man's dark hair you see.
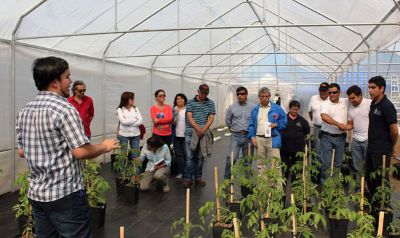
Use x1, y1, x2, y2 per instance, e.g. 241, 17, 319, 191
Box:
329, 83, 341, 91
289, 100, 300, 109
236, 86, 248, 94
346, 85, 362, 96
173, 93, 188, 107
32, 57, 69, 91
147, 136, 165, 151
71, 80, 85, 95
369, 76, 386, 92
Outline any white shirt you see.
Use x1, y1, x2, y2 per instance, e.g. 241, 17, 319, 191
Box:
321, 98, 349, 134
117, 106, 143, 137
308, 95, 328, 126
174, 107, 186, 137
348, 98, 371, 142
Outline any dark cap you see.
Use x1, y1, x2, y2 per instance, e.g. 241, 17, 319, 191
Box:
198, 84, 209, 94
319, 82, 329, 91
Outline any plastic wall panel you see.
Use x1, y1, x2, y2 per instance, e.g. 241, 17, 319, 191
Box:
0, 151, 12, 195
0, 43, 12, 151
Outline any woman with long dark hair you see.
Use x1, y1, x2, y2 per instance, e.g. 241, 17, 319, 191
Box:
138, 136, 171, 192
172, 93, 187, 179
117, 91, 143, 159
150, 89, 173, 146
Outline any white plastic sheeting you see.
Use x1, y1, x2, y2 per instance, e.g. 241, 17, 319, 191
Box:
2, 0, 400, 194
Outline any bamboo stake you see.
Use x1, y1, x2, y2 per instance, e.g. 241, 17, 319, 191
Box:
120, 226, 124, 238
377, 211, 385, 236
230, 151, 234, 203
186, 189, 190, 224
303, 146, 307, 214
291, 194, 297, 237
248, 143, 251, 157
330, 149, 336, 177
260, 219, 266, 231
233, 217, 240, 238
360, 177, 365, 214
214, 166, 221, 222
381, 155, 386, 210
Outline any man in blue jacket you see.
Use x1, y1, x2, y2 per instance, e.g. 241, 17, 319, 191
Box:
248, 87, 287, 169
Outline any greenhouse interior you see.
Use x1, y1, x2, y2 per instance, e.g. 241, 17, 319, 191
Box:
1, 0, 400, 237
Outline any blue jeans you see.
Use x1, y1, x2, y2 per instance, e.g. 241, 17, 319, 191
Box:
118, 135, 140, 160
320, 132, 346, 182
173, 136, 186, 175
351, 139, 368, 173
224, 132, 254, 179
183, 135, 204, 180
30, 190, 91, 238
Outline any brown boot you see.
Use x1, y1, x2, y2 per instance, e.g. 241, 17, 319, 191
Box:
195, 178, 206, 186
182, 179, 192, 188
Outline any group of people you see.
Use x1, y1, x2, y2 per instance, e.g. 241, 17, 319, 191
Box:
115, 85, 215, 192
15, 56, 398, 237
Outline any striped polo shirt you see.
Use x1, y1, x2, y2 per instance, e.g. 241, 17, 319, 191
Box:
185, 96, 216, 136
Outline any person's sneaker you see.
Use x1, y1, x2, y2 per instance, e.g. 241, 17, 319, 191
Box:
163, 184, 170, 193
176, 174, 183, 179
182, 179, 192, 188
195, 178, 206, 186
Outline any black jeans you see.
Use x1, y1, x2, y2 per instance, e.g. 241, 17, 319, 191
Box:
173, 136, 186, 175
365, 152, 391, 212
280, 151, 303, 181
29, 190, 91, 238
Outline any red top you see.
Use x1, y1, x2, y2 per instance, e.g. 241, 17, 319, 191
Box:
68, 95, 94, 137
150, 104, 173, 136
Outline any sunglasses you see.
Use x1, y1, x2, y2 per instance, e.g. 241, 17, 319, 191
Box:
236, 92, 246, 96
158, 94, 166, 97
77, 89, 86, 93
329, 91, 339, 95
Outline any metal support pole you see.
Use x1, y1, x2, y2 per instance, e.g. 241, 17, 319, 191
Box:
114, 0, 118, 31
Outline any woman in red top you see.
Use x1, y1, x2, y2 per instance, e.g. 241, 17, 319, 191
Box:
150, 89, 173, 147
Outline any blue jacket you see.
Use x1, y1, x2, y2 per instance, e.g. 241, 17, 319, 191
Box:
248, 102, 287, 148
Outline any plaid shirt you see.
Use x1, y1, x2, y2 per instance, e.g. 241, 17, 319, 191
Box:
16, 91, 90, 202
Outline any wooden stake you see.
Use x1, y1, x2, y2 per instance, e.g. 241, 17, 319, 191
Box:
214, 166, 221, 222
120, 226, 124, 238
330, 149, 336, 177
305, 144, 308, 163
230, 151, 234, 203
377, 211, 385, 236
360, 177, 365, 213
291, 194, 297, 236
186, 188, 190, 224
233, 217, 240, 238
260, 219, 265, 231
303, 151, 307, 214
248, 143, 251, 157
381, 155, 386, 210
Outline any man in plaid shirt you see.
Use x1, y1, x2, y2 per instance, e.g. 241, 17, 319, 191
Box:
16, 57, 119, 238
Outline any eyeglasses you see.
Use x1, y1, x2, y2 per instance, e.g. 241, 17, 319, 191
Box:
329, 91, 339, 95
236, 92, 246, 96
158, 94, 166, 97
77, 89, 86, 93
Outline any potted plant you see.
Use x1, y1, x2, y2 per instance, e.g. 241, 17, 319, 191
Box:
371, 164, 394, 237
12, 172, 35, 238
231, 155, 256, 199
113, 147, 142, 204
198, 201, 235, 238
220, 179, 241, 220
83, 160, 110, 230
319, 171, 357, 238
241, 157, 287, 237
171, 217, 205, 238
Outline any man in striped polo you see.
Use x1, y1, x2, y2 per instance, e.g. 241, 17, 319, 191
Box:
16, 57, 119, 238
182, 84, 216, 188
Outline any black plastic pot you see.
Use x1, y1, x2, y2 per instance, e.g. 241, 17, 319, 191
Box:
212, 222, 233, 238
260, 217, 279, 231
90, 203, 106, 230
240, 185, 253, 199
115, 177, 126, 195
110, 154, 117, 172
374, 210, 393, 238
226, 201, 241, 219
328, 217, 348, 238
389, 233, 400, 238
17, 215, 28, 235
122, 184, 140, 204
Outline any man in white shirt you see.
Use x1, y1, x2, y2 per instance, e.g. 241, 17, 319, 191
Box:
308, 82, 329, 164
320, 83, 349, 181
345, 85, 371, 179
